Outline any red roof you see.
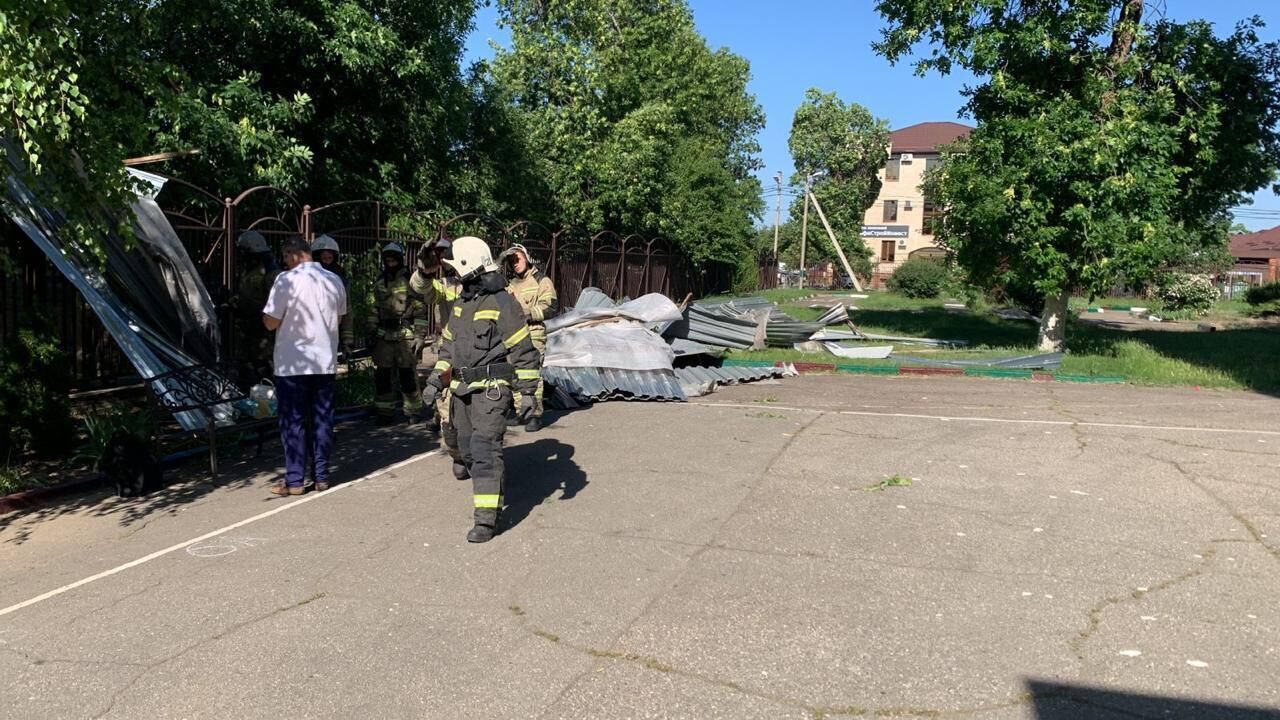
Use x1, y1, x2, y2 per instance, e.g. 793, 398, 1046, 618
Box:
890, 122, 972, 154
1230, 226, 1280, 259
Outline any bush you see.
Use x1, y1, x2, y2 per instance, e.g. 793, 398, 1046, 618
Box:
1155, 272, 1218, 315
0, 320, 74, 460
887, 257, 950, 299
1245, 281, 1280, 306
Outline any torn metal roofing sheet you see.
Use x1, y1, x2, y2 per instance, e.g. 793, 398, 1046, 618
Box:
890, 352, 1064, 370
541, 366, 685, 402
5, 154, 240, 431
674, 365, 786, 386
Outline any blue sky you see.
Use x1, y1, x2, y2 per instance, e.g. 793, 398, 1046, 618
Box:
465, 1, 1280, 230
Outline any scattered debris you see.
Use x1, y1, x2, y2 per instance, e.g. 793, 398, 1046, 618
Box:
995, 308, 1040, 322
887, 352, 1063, 370
544, 289, 793, 404
822, 343, 893, 360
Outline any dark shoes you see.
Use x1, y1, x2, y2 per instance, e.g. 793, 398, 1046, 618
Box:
314, 481, 330, 492
467, 524, 495, 543
451, 461, 470, 481
524, 416, 541, 432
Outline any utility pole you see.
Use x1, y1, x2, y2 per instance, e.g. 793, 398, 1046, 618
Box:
772, 171, 782, 256
808, 190, 863, 292
799, 173, 811, 289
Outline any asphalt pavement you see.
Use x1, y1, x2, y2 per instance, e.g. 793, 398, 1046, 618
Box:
2, 375, 1278, 719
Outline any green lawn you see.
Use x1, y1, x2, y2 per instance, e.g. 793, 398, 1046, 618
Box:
721, 291, 1280, 393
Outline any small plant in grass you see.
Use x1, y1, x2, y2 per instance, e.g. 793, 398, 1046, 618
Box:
72, 407, 158, 471
0, 466, 23, 495
865, 474, 916, 489
864, 475, 913, 492
1154, 273, 1217, 315
887, 258, 950, 299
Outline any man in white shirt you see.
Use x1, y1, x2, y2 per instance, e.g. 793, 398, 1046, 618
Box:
262, 235, 348, 495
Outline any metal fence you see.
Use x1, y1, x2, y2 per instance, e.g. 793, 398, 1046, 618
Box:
2, 176, 776, 388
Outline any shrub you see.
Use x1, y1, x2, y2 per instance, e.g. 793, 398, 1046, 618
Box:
0, 321, 74, 459
1155, 272, 1218, 315
887, 257, 950, 298
1245, 281, 1280, 306
72, 407, 158, 470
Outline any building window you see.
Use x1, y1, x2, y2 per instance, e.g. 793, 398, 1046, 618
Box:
921, 216, 938, 236
885, 157, 900, 181
880, 240, 896, 263
924, 157, 942, 175
883, 199, 898, 223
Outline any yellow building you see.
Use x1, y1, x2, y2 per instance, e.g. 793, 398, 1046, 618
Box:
861, 121, 971, 288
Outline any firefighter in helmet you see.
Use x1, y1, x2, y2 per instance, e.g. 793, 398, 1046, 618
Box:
409, 238, 467, 477
366, 241, 425, 424
231, 230, 279, 385
421, 236, 540, 543
499, 243, 557, 431
312, 234, 354, 359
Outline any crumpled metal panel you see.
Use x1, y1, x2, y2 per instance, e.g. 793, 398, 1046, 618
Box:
675, 365, 785, 386
541, 366, 685, 402
5, 157, 240, 431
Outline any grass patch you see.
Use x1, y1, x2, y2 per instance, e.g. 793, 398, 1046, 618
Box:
748, 410, 787, 419
701, 288, 849, 305
865, 475, 913, 492
711, 289, 1280, 393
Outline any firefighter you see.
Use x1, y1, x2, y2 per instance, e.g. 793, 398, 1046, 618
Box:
312, 234, 354, 360
499, 243, 557, 431
366, 242, 425, 424
421, 236, 540, 543
409, 238, 468, 478
231, 230, 279, 385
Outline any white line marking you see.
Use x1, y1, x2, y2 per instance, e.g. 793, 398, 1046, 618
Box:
690, 402, 1280, 437
0, 450, 441, 619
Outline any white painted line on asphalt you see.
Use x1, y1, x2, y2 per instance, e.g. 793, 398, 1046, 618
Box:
690, 402, 1280, 437
0, 449, 441, 619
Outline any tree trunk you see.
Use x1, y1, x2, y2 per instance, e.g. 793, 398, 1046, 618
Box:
1037, 290, 1071, 352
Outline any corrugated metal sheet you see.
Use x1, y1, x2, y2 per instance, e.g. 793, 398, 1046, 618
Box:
675, 365, 785, 385
543, 364, 787, 403
542, 366, 686, 402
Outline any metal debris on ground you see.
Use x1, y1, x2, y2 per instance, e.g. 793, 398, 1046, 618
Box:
887, 352, 1064, 370
544, 289, 795, 405
995, 308, 1040, 322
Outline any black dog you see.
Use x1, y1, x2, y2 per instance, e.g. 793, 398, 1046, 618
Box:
101, 431, 162, 498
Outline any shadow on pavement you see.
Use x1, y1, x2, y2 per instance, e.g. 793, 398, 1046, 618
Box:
1027, 680, 1280, 719
0, 420, 435, 546
501, 437, 587, 532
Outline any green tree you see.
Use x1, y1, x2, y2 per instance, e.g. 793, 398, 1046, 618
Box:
2, 0, 485, 256
491, 0, 765, 265
786, 88, 888, 278
876, 0, 1280, 350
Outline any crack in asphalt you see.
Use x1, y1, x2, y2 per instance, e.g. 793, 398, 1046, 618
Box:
527, 410, 829, 719
1150, 454, 1280, 563
90, 591, 326, 719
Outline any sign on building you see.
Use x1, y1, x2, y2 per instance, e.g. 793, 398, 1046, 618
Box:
860, 224, 910, 239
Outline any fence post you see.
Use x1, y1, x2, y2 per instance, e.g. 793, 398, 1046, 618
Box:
302, 205, 311, 241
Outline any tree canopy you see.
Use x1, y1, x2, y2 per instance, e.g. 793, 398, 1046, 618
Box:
3, 0, 768, 279
490, 0, 765, 266
786, 88, 889, 276
876, 0, 1280, 349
